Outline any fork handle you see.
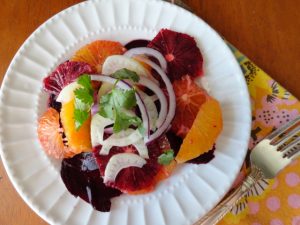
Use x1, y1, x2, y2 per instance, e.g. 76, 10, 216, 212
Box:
194, 167, 263, 225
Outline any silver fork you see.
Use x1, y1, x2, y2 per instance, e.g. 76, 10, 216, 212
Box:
195, 116, 300, 225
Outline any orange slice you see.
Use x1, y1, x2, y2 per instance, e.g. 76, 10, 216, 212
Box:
171, 75, 208, 138
71, 40, 126, 73
127, 160, 177, 195
37, 108, 75, 159
60, 99, 92, 153
175, 97, 223, 163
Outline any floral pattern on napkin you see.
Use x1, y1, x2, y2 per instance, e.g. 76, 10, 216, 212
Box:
217, 44, 300, 225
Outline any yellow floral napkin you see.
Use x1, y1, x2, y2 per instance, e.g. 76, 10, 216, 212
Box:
218, 44, 300, 225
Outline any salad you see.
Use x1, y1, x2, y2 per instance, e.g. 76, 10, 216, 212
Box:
37, 29, 223, 212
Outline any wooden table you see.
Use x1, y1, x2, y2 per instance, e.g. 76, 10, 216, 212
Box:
0, 0, 299, 224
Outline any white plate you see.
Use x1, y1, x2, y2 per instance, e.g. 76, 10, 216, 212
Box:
0, 0, 251, 224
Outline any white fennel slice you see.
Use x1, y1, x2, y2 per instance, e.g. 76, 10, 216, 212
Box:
133, 139, 149, 159
104, 153, 147, 183
91, 114, 114, 147
100, 130, 149, 159
97, 82, 113, 101
102, 55, 151, 77
102, 128, 143, 147
56, 82, 81, 103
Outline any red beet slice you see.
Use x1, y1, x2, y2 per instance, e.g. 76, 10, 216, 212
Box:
43, 61, 94, 96
61, 152, 121, 212
148, 29, 203, 81
93, 135, 170, 193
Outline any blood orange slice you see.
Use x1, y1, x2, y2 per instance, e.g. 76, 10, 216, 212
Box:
37, 107, 75, 159
43, 61, 94, 96
171, 75, 208, 138
71, 40, 126, 73
93, 135, 174, 193
175, 97, 223, 163
148, 29, 203, 81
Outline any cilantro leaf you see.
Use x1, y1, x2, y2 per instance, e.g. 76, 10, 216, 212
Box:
113, 109, 142, 133
77, 74, 93, 93
75, 98, 90, 112
158, 149, 175, 165
111, 68, 140, 82
74, 108, 89, 130
73, 75, 94, 130
74, 88, 93, 106
99, 86, 141, 133
99, 93, 114, 119
112, 89, 137, 109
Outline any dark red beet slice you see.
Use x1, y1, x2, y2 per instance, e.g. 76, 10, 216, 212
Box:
43, 61, 94, 96
148, 29, 203, 81
93, 136, 170, 193
61, 152, 121, 212
125, 39, 150, 49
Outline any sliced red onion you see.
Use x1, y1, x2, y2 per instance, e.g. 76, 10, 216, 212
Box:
91, 103, 99, 115
124, 47, 167, 72
138, 77, 168, 129
90, 75, 150, 140
104, 127, 114, 134
139, 91, 158, 131
136, 57, 176, 143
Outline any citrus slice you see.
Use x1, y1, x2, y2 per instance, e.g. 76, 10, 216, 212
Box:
43, 61, 94, 96
148, 29, 203, 81
175, 97, 223, 163
171, 75, 208, 138
127, 160, 177, 195
60, 99, 92, 153
93, 135, 173, 193
37, 108, 75, 159
71, 40, 126, 73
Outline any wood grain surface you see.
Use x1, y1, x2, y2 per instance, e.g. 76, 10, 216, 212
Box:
0, 0, 299, 224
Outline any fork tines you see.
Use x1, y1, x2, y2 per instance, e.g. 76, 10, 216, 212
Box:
267, 116, 300, 159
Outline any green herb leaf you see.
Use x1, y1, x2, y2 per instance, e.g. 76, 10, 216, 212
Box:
74, 88, 93, 106
77, 74, 93, 93
112, 89, 137, 109
99, 92, 114, 119
113, 109, 142, 133
158, 149, 175, 165
74, 108, 89, 130
99, 86, 141, 133
73, 75, 94, 130
111, 68, 140, 82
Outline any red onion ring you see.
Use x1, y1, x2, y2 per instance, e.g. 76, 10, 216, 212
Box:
124, 47, 167, 72
91, 103, 99, 115
138, 77, 168, 128
135, 57, 176, 143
